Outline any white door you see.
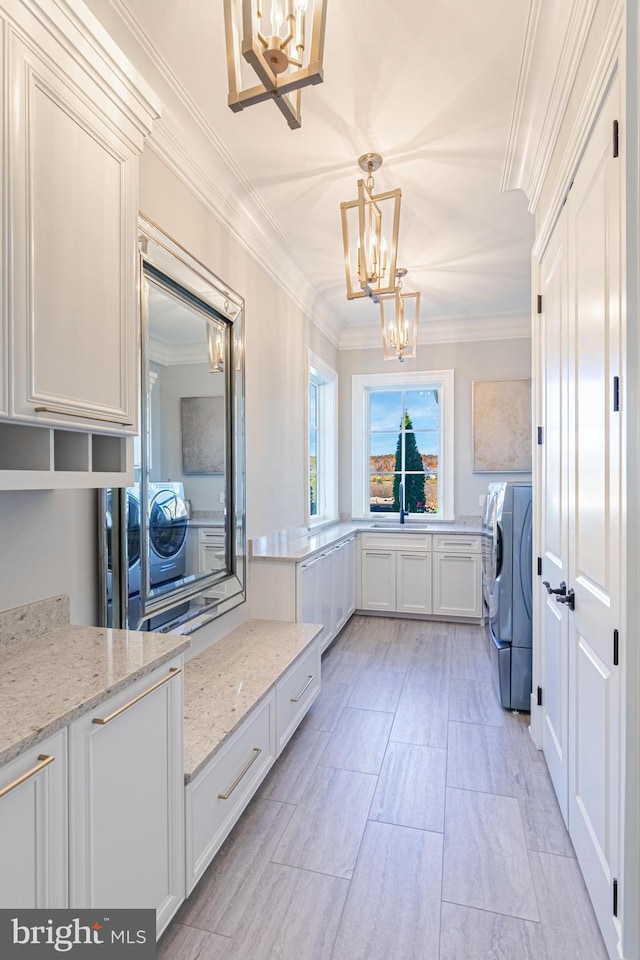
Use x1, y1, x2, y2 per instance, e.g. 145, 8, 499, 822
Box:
537, 207, 570, 821
566, 75, 621, 958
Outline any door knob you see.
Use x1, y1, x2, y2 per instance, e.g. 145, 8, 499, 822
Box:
543, 580, 566, 596
555, 588, 575, 611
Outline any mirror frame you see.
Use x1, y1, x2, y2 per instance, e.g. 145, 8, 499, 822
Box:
99, 217, 246, 631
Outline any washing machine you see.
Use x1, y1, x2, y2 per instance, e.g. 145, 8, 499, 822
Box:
148, 482, 188, 587
481, 481, 501, 616
488, 481, 533, 711
105, 484, 141, 603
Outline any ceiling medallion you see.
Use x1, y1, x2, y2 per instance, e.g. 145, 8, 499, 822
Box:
223, 0, 328, 129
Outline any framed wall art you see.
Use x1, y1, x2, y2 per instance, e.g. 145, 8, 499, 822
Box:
472, 379, 532, 473
181, 396, 225, 474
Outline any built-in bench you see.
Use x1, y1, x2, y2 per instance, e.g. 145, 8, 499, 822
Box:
183, 619, 322, 892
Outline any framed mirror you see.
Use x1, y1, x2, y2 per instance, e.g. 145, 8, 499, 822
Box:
99, 217, 246, 632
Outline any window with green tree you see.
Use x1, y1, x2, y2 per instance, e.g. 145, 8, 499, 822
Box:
353, 370, 454, 520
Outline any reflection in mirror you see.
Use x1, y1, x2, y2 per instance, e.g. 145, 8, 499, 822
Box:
99, 219, 245, 632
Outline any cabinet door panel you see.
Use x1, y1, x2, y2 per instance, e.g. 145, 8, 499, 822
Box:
0, 730, 67, 908
69, 661, 184, 936
9, 33, 137, 432
433, 553, 481, 617
0, 24, 6, 418
361, 550, 396, 611
396, 552, 432, 614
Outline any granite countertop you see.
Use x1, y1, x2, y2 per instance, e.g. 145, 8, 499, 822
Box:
187, 511, 225, 528
183, 619, 322, 783
0, 595, 190, 767
250, 518, 485, 563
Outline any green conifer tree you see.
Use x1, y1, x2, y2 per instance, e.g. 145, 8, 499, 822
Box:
392, 412, 426, 513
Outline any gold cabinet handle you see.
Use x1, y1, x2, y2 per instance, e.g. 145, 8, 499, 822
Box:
218, 748, 262, 800
92, 667, 181, 725
290, 675, 315, 703
0, 754, 55, 800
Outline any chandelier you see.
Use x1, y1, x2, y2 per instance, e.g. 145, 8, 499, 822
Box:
340, 153, 401, 300
223, 0, 327, 129
379, 269, 420, 361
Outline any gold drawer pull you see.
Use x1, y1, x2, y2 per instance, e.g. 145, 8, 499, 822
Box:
290, 675, 315, 703
92, 667, 181, 725
0, 754, 55, 800
218, 748, 262, 800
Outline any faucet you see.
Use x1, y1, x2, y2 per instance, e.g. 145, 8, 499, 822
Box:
399, 481, 408, 524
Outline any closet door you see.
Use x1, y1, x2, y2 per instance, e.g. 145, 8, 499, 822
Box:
566, 73, 621, 958
537, 208, 570, 822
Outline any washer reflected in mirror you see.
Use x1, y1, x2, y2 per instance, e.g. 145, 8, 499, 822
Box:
99, 219, 245, 632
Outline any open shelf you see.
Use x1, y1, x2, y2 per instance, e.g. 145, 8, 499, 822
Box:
0, 420, 132, 489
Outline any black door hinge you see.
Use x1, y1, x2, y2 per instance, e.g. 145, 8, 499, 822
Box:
537, 294, 542, 314
613, 878, 618, 917
537, 557, 542, 576
537, 686, 543, 706
537, 427, 543, 445
613, 120, 619, 158
613, 376, 620, 412
613, 629, 619, 666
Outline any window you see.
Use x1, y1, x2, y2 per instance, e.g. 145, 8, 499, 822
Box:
308, 352, 337, 525
352, 369, 454, 520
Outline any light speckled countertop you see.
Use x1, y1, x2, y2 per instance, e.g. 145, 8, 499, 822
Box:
250, 518, 485, 562
0, 596, 190, 767
184, 619, 321, 783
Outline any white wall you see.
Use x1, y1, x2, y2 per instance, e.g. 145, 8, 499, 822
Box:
338, 336, 532, 519
0, 489, 97, 624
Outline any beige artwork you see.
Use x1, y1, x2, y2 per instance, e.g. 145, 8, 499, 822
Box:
472, 379, 532, 472
181, 396, 225, 474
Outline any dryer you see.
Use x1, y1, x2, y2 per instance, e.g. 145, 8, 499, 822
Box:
148, 482, 188, 587
488, 481, 532, 711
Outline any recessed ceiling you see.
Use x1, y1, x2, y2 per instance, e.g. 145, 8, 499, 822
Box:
91, 0, 535, 344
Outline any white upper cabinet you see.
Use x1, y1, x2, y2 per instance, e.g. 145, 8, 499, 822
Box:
0, 0, 160, 486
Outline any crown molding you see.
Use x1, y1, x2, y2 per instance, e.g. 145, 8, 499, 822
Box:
526, 0, 599, 212
148, 338, 207, 366
339, 313, 531, 351
501, 0, 542, 195
106, 0, 341, 348
502, 0, 601, 210
533, 0, 623, 259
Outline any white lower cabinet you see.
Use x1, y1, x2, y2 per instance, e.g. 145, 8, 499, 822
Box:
0, 729, 68, 908
275, 641, 321, 753
296, 535, 356, 651
397, 550, 432, 614
432, 535, 482, 618
361, 533, 432, 614
69, 659, 185, 937
185, 691, 276, 894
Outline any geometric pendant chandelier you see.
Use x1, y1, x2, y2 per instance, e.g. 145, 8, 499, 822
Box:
340, 153, 401, 300
379, 268, 420, 361
223, 0, 328, 129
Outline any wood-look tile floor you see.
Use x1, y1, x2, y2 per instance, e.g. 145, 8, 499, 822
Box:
160, 616, 610, 960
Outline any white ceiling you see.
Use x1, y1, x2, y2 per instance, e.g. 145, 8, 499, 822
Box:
95, 0, 535, 345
